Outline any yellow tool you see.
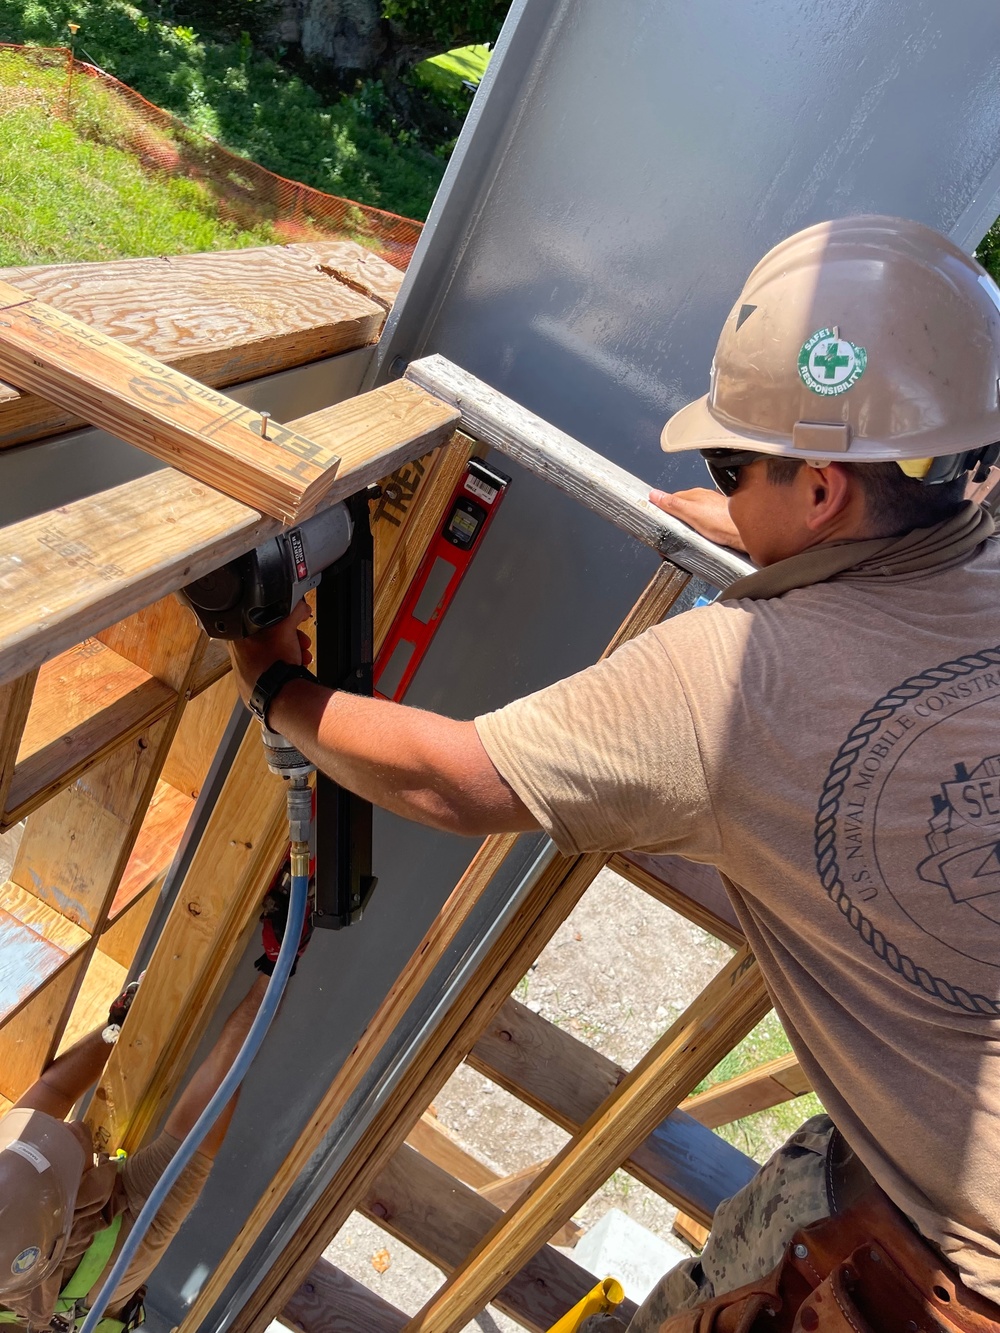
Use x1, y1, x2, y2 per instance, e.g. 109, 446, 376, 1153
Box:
547, 1277, 626, 1333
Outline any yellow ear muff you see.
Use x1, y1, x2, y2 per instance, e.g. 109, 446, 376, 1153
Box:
896, 457, 934, 479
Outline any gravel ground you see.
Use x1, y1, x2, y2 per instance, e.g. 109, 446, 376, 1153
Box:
322, 866, 741, 1330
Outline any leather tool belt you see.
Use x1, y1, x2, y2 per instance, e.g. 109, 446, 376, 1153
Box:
652, 1186, 1000, 1333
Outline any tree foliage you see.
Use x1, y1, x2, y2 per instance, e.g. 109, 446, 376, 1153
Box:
381, 0, 507, 55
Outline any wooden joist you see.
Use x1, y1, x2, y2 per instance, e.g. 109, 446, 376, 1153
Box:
402, 948, 769, 1333
281, 1259, 407, 1333
360, 1144, 637, 1333
0, 382, 459, 687
610, 852, 745, 949
0, 285, 456, 523
468, 997, 757, 1228
404, 1114, 582, 1247
681, 1053, 811, 1129
404, 355, 755, 589
0, 243, 394, 449
0, 596, 207, 1088
88, 719, 289, 1154
91, 435, 473, 1158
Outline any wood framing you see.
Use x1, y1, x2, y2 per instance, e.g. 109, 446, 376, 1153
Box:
404, 355, 754, 588
468, 997, 757, 1228
359, 1144, 634, 1332
0, 242, 393, 448
0, 387, 459, 688
0, 286, 459, 521
87, 426, 477, 1165
281, 1259, 407, 1333
681, 1052, 811, 1129
207, 564, 698, 1333
402, 948, 769, 1333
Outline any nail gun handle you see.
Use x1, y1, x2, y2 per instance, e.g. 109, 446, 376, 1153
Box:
312, 491, 377, 929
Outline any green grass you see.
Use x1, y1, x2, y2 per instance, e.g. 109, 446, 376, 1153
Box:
415, 42, 491, 94
0, 60, 275, 263
693, 1010, 824, 1164
0, 0, 446, 219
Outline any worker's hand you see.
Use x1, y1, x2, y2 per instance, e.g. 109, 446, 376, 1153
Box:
649, 487, 747, 552
227, 601, 313, 705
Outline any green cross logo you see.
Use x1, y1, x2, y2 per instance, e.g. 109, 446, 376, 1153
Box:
797, 327, 867, 396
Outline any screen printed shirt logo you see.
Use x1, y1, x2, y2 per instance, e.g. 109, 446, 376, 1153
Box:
814, 647, 1000, 1014
797, 328, 868, 396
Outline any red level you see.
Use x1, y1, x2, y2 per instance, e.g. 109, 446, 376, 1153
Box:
373, 457, 511, 701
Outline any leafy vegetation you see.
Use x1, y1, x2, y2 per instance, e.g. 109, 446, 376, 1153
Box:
976, 218, 1000, 284
0, 0, 449, 218
0, 61, 274, 263
381, 0, 505, 54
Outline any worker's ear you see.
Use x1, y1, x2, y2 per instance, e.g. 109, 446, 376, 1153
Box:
801, 461, 852, 532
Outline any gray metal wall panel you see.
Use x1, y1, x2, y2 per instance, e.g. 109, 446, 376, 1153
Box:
150, 4, 1000, 1327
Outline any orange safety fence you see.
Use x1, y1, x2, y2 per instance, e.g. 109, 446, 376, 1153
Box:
0, 42, 423, 268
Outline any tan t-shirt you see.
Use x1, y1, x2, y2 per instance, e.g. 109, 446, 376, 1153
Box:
476, 523, 1000, 1302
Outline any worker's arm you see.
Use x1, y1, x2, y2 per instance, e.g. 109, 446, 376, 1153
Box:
14, 1029, 112, 1120
229, 610, 539, 838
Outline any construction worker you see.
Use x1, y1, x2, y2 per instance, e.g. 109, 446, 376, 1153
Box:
0, 874, 310, 1333
228, 216, 1000, 1331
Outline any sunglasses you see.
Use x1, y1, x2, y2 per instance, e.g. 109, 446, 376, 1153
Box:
700, 449, 764, 496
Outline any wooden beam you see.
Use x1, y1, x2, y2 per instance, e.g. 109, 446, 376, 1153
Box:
405, 1113, 496, 1191
404, 355, 754, 589
281, 1259, 407, 1333
0, 389, 459, 688
359, 1144, 631, 1333
0, 242, 388, 449
90, 427, 466, 1157
4, 673, 175, 830
0, 285, 458, 521
403, 1118, 581, 1247
216, 563, 694, 1333
0, 670, 37, 812
680, 1052, 811, 1129
608, 853, 745, 950
87, 721, 288, 1154
672, 1213, 710, 1251
0, 960, 84, 1102
468, 997, 756, 1228
476, 1163, 583, 1248
402, 948, 769, 1333
0, 279, 339, 521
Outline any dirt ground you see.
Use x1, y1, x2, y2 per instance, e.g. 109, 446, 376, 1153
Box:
321, 865, 741, 1331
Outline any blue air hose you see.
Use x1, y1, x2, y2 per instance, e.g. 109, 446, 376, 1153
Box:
78, 870, 309, 1333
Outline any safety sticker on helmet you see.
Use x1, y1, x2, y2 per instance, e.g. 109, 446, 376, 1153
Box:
797, 328, 868, 396
11, 1247, 40, 1277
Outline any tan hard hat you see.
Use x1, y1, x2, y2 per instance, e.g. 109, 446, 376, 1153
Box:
661, 215, 1000, 465
0, 1109, 87, 1297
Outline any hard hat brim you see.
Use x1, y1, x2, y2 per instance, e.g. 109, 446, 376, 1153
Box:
661, 393, 998, 464
660, 393, 753, 455
660, 393, 821, 457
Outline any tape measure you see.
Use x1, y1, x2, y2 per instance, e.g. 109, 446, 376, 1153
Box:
374, 458, 511, 701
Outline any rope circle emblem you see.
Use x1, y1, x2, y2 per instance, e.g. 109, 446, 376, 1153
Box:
814, 647, 1000, 1016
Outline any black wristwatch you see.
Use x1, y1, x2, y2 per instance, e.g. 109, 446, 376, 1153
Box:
248, 662, 318, 729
